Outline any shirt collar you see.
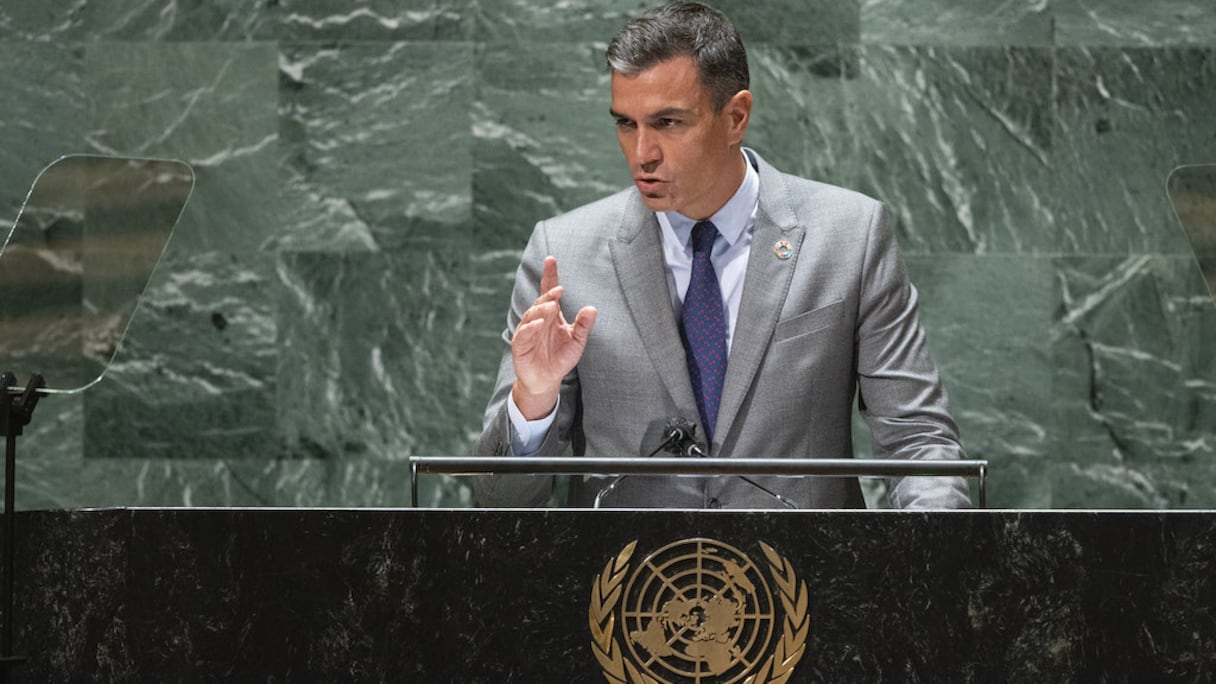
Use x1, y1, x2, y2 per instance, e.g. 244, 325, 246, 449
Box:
660, 152, 760, 249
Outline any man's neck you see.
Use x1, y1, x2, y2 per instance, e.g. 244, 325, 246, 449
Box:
687, 148, 748, 221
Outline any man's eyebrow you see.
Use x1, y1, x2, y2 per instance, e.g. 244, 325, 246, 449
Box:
608, 107, 694, 120
649, 107, 694, 119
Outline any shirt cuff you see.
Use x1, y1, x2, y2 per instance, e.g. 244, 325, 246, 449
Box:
507, 394, 559, 456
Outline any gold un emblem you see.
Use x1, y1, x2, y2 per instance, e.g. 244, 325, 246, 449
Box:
590, 538, 809, 684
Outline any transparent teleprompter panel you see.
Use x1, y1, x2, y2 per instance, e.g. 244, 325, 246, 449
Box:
0, 155, 194, 393
1168, 164, 1216, 302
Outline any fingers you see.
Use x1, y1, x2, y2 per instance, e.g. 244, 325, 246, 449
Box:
518, 299, 563, 329
531, 257, 565, 307
534, 284, 563, 306
539, 256, 559, 294
570, 306, 597, 345
521, 257, 593, 349
514, 316, 548, 337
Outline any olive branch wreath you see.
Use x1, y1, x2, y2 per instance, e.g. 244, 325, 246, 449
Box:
588, 540, 809, 684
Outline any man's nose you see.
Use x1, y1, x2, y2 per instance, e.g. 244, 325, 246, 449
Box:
635, 129, 661, 170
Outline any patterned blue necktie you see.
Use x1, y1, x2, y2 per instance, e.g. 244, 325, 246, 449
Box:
681, 221, 728, 444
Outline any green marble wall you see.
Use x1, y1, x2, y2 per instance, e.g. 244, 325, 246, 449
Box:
1, 0, 1213, 509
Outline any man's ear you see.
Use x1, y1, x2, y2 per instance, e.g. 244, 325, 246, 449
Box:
724, 89, 752, 145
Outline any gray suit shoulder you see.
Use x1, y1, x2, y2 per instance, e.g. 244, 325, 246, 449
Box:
777, 170, 885, 219
747, 149, 886, 234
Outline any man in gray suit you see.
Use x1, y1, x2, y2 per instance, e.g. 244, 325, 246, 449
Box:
475, 1, 970, 509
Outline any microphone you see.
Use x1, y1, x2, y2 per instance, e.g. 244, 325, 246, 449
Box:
663, 417, 797, 510
660, 417, 705, 458
594, 417, 703, 508
593, 417, 798, 509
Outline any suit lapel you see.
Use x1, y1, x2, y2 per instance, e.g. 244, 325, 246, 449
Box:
714, 155, 804, 448
609, 191, 700, 417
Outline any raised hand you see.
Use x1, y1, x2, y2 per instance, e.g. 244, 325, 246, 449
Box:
511, 256, 597, 419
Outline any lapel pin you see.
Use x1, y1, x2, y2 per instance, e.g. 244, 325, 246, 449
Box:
773, 240, 794, 260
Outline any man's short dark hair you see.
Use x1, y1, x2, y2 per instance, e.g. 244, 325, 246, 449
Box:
606, 1, 749, 112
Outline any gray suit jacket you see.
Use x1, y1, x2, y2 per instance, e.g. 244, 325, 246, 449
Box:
474, 150, 970, 509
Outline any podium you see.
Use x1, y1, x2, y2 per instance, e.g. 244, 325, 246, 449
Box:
2, 507, 1213, 682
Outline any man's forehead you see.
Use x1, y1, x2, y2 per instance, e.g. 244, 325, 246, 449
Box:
609, 59, 710, 115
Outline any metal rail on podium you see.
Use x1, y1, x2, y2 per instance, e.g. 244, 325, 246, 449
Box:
409, 456, 989, 508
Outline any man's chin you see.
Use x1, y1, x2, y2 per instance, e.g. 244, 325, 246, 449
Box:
638, 194, 674, 212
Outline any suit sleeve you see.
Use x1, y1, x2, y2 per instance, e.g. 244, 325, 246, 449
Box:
471, 220, 582, 507
855, 203, 972, 509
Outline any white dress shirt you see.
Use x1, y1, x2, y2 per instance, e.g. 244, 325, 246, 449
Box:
509, 154, 760, 454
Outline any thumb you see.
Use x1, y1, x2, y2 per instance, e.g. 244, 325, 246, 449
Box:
570, 306, 597, 345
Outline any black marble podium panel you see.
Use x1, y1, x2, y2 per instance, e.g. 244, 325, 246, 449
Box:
3, 509, 1214, 682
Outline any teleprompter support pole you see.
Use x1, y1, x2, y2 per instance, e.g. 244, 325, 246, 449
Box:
0, 372, 45, 683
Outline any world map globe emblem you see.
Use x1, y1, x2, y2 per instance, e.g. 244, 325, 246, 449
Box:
620, 538, 776, 683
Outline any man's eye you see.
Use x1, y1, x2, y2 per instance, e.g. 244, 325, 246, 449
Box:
657, 118, 679, 128
615, 119, 636, 129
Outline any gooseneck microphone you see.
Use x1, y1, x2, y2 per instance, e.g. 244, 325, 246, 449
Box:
592, 417, 798, 509
664, 418, 797, 509
596, 417, 701, 507
658, 417, 705, 458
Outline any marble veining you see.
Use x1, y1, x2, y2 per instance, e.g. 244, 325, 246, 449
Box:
0, 0, 1213, 510
861, 0, 1052, 46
